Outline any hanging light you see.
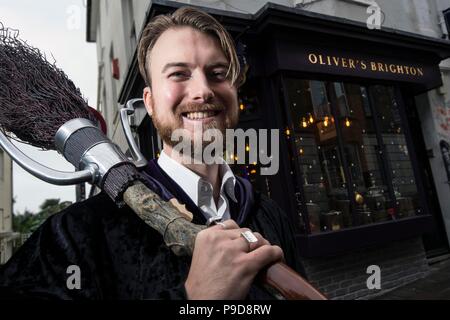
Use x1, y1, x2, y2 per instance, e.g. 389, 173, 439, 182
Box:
246, 144, 250, 152
302, 117, 308, 128
324, 116, 329, 127
309, 114, 314, 124
299, 148, 304, 155
345, 118, 351, 127
286, 128, 291, 136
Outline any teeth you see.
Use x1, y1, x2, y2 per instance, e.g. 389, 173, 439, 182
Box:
185, 111, 216, 120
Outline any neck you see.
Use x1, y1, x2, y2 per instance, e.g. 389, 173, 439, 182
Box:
163, 145, 221, 202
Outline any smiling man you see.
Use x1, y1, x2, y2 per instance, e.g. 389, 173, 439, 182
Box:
137, 7, 303, 299
0, 6, 303, 300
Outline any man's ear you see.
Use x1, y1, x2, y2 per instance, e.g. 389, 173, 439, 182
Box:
143, 86, 154, 117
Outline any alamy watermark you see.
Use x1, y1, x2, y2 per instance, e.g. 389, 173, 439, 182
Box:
366, 265, 381, 290
66, 265, 81, 290
366, 1, 382, 30
169, 125, 280, 175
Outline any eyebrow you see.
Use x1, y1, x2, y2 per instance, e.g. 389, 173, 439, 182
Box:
207, 62, 229, 69
161, 62, 193, 73
161, 61, 229, 73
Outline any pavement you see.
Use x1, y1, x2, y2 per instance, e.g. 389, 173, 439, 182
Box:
375, 258, 450, 300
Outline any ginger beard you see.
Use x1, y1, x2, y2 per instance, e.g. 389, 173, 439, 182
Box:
150, 95, 239, 161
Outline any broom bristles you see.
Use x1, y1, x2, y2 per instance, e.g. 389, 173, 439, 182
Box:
0, 22, 97, 150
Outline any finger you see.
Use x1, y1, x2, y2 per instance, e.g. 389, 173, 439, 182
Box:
243, 245, 284, 272
209, 219, 239, 231
221, 229, 272, 242
199, 226, 253, 244
253, 232, 270, 246
202, 227, 270, 245
208, 221, 227, 230
219, 227, 256, 240
232, 231, 268, 253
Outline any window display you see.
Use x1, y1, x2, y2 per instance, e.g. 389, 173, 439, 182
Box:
284, 79, 423, 234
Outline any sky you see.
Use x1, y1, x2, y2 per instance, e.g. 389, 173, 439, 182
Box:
0, 0, 98, 213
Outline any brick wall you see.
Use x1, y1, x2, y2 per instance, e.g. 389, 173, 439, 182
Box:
302, 237, 430, 299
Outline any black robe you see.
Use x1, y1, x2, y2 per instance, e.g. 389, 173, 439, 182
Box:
0, 160, 304, 299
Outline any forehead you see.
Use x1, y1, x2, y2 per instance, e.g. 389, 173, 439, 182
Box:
149, 26, 228, 71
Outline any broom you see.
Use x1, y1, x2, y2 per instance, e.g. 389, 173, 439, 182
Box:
0, 23, 326, 300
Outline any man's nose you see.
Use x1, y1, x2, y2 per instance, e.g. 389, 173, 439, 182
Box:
188, 73, 214, 103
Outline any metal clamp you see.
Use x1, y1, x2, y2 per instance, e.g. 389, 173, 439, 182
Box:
120, 98, 148, 168
0, 131, 95, 185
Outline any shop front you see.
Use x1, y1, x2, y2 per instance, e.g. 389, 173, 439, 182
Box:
225, 4, 449, 259
119, 2, 450, 298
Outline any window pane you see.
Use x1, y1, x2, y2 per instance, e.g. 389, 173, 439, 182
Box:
286, 79, 348, 233
370, 85, 421, 217
336, 83, 393, 225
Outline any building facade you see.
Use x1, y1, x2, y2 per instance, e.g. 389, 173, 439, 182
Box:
87, 0, 450, 299
0, 149, 15, 265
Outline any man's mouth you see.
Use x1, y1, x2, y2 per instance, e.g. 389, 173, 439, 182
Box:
182, 110, 221, 120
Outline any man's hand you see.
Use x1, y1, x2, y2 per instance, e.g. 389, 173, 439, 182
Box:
184, 219, 284, 300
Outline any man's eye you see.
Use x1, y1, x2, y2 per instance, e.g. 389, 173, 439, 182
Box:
210, 70, 227, 80
169, 71, 190, 79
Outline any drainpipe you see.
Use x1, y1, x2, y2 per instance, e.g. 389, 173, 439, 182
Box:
96, 62, 104, 112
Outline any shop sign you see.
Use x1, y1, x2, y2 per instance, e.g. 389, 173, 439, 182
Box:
307, 53, 425, 78
277, 43, 442, 88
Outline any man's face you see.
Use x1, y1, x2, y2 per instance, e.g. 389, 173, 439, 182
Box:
143, 26, 239, 153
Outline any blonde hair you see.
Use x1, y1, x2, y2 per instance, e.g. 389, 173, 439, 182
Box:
137, 6, 242, 87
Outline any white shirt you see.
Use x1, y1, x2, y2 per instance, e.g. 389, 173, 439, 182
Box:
157, 150, 237, 221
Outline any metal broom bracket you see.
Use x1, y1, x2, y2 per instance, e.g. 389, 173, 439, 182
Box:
0, 130, 95, 185
120, 98, 148, 169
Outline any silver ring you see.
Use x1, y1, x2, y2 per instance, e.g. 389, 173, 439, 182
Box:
241, 230, 258, 244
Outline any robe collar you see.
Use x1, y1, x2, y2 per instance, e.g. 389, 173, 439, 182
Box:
140, 159, 255, 226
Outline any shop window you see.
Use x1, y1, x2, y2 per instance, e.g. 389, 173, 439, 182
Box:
336, 83, 394, 225
284, 78, 423, 234
230, 80, 270, 197
232, 161, 269, 197
238, 80, 260, 120
370, 85, 421, 218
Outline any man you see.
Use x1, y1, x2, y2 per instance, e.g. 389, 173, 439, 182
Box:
0, 6, 302, 299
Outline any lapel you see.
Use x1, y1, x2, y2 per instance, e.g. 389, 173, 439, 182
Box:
142, 159, 255, 226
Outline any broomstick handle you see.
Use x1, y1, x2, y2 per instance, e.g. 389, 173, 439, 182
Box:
262, 262, 327, 300
123, 181, 327, 300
